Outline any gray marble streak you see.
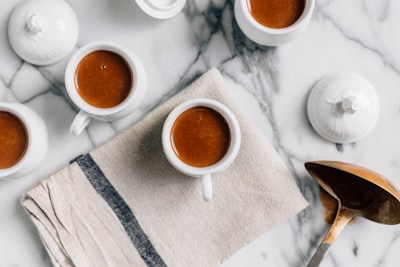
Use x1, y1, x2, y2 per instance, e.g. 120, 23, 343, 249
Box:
182, 2, 329, 266
185, 0, 283, 149
315, 0, 400, 77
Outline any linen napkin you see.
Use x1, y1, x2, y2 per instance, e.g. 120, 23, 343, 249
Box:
22, 68, 308, 267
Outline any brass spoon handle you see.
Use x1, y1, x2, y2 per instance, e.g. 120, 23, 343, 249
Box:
307, 208, 356, 267
307, 243, 331, 267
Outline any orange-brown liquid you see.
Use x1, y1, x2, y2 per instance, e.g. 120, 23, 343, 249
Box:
171, 106, 230, 167
0, 111, 28, 169
247, 0, 305, 28
75, 50, 132, 108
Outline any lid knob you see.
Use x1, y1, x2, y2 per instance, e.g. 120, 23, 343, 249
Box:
25, 13, 43, 33
341, 94, 368, 114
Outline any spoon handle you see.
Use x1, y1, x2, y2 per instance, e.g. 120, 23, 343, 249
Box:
306, 243, 331, 267
307, 207, 356, 267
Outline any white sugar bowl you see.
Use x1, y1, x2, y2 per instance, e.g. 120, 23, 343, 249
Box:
307, 73, 380, 144
8, 0, 79, 65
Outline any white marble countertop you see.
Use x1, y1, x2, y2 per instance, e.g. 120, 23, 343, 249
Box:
2, 0, 400, 266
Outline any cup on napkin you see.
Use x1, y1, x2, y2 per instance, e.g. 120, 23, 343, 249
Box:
22, 68, 308, 267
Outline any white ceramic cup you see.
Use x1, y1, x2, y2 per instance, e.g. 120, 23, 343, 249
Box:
0, 103, 48, 179
162, 98, 241, 201
234, 0, 315, 46
65, 41, 147, 136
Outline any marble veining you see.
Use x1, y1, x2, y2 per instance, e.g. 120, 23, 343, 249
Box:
2, 0, 400, 266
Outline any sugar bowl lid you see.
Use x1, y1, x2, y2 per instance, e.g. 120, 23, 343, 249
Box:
8, 0, 79, 66
307, 73, 380, 143
135, 0, 187, 19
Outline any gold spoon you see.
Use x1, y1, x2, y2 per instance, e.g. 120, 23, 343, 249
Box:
305, 161, 400, 267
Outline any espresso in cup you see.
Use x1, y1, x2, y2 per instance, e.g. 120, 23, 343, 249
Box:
234, 0, 315, 46
0, 103, 48, 179
0, 111, 28, 169
65, 42, 147, 136
162, 98, 241, 202
247, 0, 305, 29
170, 106, 231, 167
75, 50, 132, 109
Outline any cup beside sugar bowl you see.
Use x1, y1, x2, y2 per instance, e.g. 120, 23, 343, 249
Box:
65, 41, 147, 136
234, 0, 315, 46
162, 98, 241, 202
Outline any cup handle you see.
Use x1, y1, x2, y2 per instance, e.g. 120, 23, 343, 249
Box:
70, 111, 91, 136
201, 174, 212, 202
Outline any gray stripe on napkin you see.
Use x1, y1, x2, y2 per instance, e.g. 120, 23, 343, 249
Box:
75, 154, 166, 267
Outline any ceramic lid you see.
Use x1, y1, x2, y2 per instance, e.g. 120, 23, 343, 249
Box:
8, 0, 79, 66
307, 73, 380, 143
135, 0, 187, 19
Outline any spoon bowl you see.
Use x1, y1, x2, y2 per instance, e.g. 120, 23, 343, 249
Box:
305, 161, 400, 267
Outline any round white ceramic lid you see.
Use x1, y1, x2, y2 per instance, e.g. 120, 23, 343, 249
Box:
307, 73, 380, 143
135, 0, 187, 19
8, 0, 79, 66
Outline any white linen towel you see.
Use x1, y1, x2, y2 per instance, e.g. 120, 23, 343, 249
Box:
22, 68, 308, 267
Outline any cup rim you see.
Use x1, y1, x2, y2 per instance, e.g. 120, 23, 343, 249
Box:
0, 103, 33, 176
65, 41, 140, 116
162, 98, 241, 177
240, 0, 315, 34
